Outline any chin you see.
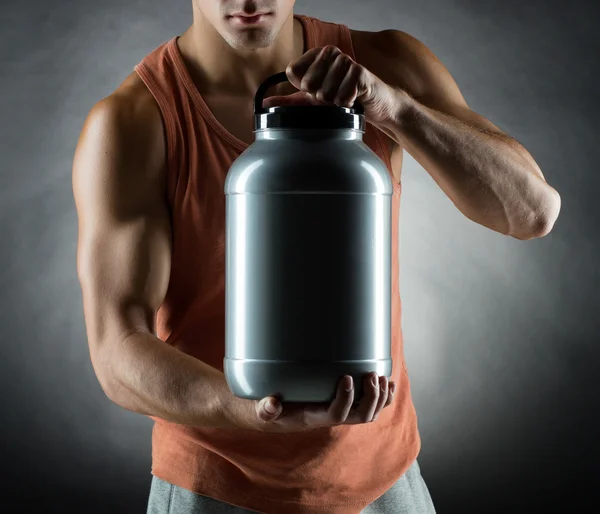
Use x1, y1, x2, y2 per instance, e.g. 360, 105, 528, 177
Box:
224, 30, 278, 50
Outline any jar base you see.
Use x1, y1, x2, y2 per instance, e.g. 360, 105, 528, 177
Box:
224, 357, 392, 403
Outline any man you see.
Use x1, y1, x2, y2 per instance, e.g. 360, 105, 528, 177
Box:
72, 1, 561, 513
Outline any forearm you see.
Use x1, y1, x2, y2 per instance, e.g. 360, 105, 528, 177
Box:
98, 330, 240, 429
380, 91, 560, 239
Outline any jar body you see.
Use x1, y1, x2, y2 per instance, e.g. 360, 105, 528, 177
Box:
224, 129, 393, 403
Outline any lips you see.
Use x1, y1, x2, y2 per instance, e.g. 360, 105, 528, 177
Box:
230, 11, 270, 17
228, 12, 272, 25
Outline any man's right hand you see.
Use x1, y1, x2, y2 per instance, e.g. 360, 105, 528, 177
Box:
224, 373, 396, 433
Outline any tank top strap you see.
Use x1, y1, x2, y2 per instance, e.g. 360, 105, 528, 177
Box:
134, 40, 186, 208
297, 14, 356, 58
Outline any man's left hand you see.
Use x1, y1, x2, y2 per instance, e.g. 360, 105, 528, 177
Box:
262, 45, 400, 126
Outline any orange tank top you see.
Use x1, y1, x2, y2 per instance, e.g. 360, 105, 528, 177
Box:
134, 13, 420, 514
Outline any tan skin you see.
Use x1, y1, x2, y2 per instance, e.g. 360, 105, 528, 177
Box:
74, 1, 559, 433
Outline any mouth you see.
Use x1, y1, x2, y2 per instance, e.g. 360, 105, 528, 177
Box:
227, 12, 273, 25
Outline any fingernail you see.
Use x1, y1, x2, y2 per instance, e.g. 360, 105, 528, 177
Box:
264, 399, 278, 414
372, 375, 378, 387
390, 383, 396, 395
345, 376, 354, 392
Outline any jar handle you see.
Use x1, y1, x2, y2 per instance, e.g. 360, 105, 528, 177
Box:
253, 71, 364, 115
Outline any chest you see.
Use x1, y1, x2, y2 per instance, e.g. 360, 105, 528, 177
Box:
202, 84, 300, 146
202, 95, 255, 146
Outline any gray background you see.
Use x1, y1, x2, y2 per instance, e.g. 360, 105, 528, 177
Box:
1, 0, 597, 512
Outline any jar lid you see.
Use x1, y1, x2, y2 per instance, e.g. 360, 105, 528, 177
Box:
254, 72, 365, 131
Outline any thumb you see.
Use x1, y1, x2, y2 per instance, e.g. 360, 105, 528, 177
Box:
256, 396, 282, 421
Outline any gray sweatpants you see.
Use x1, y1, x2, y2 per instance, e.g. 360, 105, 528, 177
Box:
146, 459, 436, 514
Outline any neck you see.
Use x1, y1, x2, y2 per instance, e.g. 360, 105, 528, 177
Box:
178, 8, 304, 97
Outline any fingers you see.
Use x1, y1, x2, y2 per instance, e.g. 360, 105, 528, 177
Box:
288, 375, 354, 428
344, 374, 395, 425
256, 396, 282, 422
255, 374, 397, 433
335, 62, 363, 107
262, 91, 326, 109
299, 46, 342, 97
287, 46, 358, 107
256, 375, 354, 432
319, 54, 354, 104
386, 381, 396, 407
327, 375, 355, 424
347, 372, 380, 424
372, 376, 389, 421
286, 47, 322, 86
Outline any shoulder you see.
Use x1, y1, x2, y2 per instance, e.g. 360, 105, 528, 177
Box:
73, 71, 166, 199
349, 28, 447, 100
85, 71, 164, 143
78, 71, 165, 169
350, 28, 430, 57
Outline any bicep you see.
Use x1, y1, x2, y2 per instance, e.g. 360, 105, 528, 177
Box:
73, 95, 171, 363
76, 205, 171, 348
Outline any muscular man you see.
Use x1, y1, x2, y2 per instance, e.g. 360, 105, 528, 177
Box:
72, 1, 561, 513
